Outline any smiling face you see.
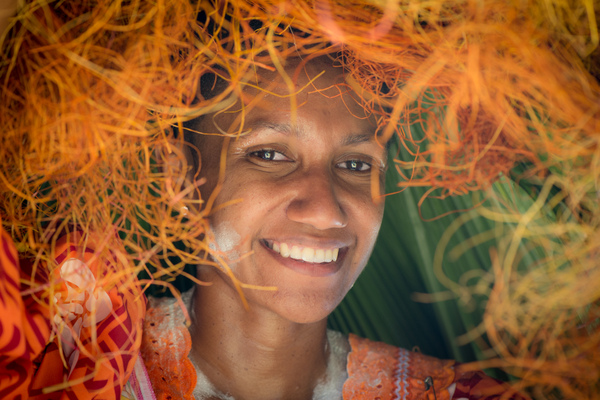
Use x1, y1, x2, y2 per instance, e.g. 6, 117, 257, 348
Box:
193, 57, 386, 324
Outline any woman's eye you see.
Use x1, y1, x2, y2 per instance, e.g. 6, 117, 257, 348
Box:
337, 160, 371, 172
249, 149, 288, 161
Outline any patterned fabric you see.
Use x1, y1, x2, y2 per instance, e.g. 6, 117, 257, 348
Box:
344, 334, 455, 400
344, 334, 528, 400
140, 294, 196, 400
122, 356, 157, 400
0, 224, 51, 399
0, 226, 145, 399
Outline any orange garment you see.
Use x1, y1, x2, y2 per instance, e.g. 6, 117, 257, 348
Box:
344, 335, 527, 400
141, 294, 528, 400
141, 295, 196, 400
344, 334, 455, 399
0, 224, 51, 398
0, 226, 145, 399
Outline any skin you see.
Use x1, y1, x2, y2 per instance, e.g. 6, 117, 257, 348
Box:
188, 56, 387, 400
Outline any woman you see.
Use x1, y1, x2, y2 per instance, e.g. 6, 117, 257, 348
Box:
134, 56, 525, 399
0, 46, 522, 400
2, 0, 597, 399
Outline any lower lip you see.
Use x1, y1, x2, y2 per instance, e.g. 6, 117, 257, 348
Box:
261, 242, 345, 277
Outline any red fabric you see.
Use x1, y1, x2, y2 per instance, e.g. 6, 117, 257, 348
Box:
453, 367, 528, 400
0, 225, 51, 399
0, 227, 145, 399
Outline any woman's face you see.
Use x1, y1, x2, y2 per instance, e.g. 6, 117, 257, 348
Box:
196, 59, 386, 324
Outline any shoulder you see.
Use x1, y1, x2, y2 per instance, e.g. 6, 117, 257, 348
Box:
343, 333, 454, 400
343, 334, 527, 400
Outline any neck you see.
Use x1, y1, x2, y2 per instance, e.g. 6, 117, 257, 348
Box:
189, 269, 330, 400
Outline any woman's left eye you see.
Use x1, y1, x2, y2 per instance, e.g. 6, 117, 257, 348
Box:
249, 149, 288, 161
337, 160, 371, 172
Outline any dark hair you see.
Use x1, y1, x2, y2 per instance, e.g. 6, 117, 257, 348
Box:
181, 71, 229, 171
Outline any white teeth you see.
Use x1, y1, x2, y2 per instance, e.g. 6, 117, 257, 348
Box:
314, 249, 325, 263
290, 245, 302, 259
301, 247, 315, 262
280, 242, 290, 258
268, 241, 341, 264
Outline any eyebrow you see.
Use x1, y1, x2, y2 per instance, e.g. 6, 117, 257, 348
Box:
246, 121, 377, 147
342, 132, 378, 146
249, 121, 294, 136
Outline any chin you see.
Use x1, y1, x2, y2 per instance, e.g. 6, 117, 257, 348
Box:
268, 289, 344, 325
284, 312, 331, 325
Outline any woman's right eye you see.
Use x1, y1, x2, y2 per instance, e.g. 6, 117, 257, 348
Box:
249, 149, 288, 161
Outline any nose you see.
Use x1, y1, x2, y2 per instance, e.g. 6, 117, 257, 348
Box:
285, 169, 348, 230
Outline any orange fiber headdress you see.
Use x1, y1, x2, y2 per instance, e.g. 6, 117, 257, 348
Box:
0, 0, 598, 398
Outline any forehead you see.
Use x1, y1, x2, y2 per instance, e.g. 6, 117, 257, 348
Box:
250, 56, 345, 93
193, 56, 381, 151
223, 57, 373, 132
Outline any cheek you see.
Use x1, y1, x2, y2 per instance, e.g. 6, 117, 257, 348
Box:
368, 210, 384, 247
207, 180, 270, 266
211, 221, 242, 257
356, 196, 385, 246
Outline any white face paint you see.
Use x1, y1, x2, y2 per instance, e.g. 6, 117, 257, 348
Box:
210, 221, 241, 265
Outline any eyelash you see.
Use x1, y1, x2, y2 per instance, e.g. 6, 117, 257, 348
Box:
248, 149, 373, 173
336, 159, 372, 172
248, 149, 289, 162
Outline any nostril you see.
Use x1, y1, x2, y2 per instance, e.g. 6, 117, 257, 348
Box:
286, 199, 347, 230
284, 171, 348, 229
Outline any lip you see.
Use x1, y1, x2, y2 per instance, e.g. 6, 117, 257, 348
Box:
260, 240, 347, 277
